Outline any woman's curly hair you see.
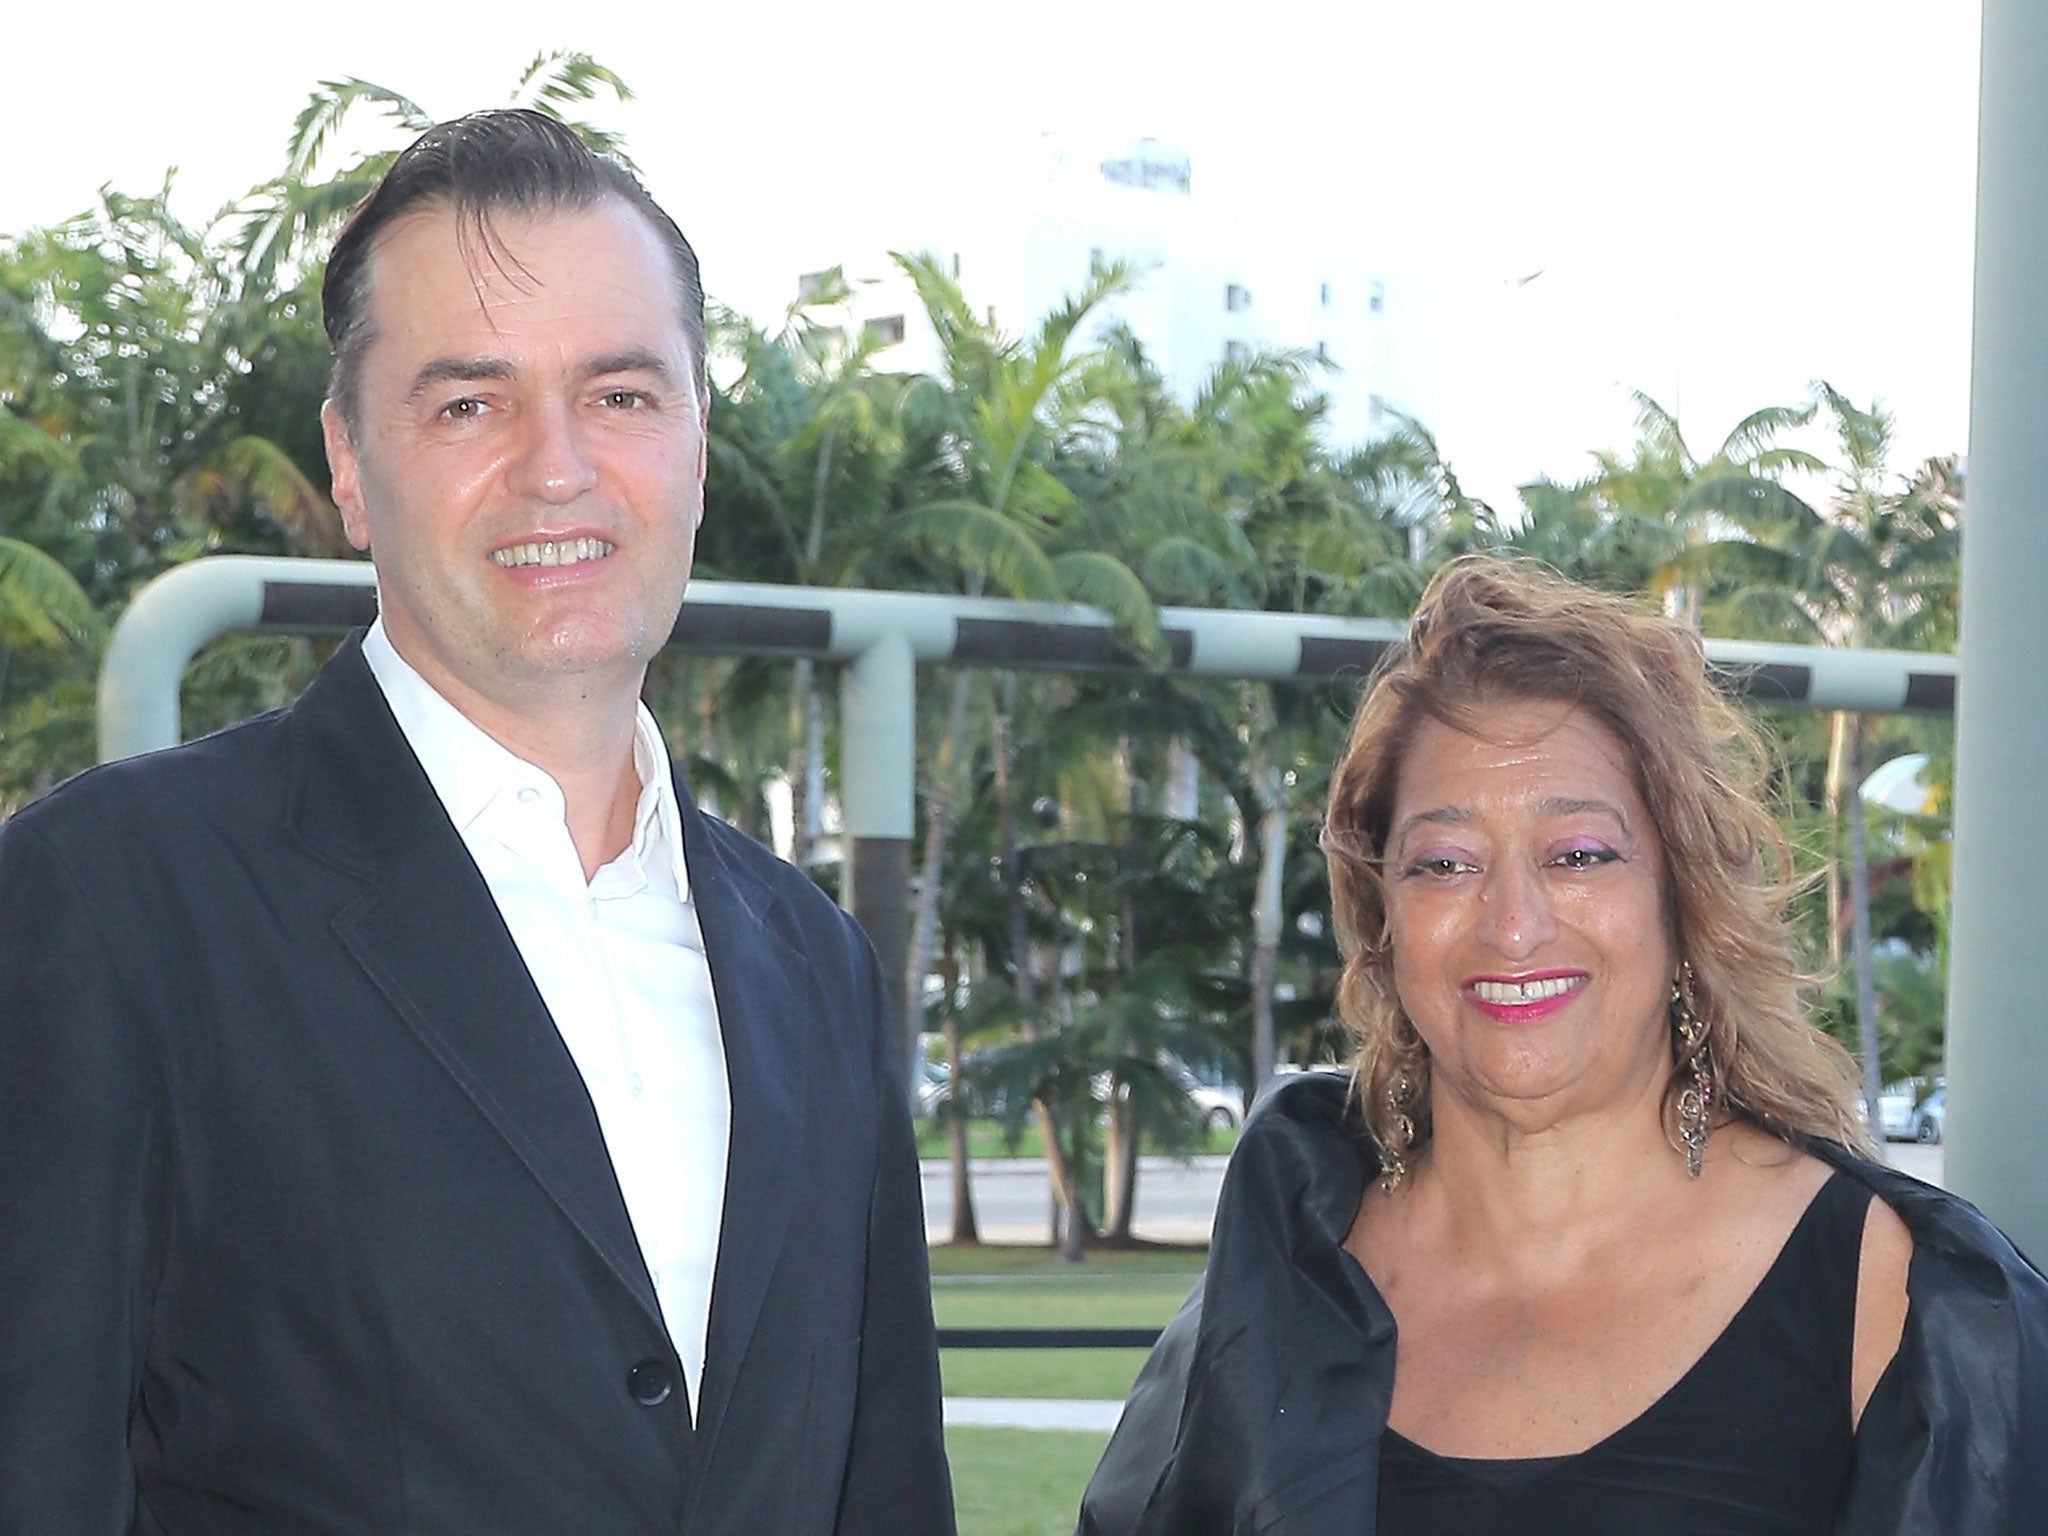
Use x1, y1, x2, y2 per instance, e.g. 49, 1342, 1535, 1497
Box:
1322, 554, 1874, 1169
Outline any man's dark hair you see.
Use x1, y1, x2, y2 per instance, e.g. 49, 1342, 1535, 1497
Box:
321, 108, 706, 429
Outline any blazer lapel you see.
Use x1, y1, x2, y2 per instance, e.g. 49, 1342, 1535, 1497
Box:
679, 787, 805, 1453
287, 638, 665, 1335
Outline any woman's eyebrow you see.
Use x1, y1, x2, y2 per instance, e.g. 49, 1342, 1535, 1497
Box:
1390, 805, 1471, 852
1539, 796, 1632, 834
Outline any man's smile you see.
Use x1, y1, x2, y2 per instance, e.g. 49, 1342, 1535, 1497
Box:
489, 536, 616, 569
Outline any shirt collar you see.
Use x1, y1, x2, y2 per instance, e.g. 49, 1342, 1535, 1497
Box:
361, 619, 691, 901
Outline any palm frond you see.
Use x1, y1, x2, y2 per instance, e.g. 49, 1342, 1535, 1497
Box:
286, 78, 432, 182
0, 535, 101, 650
890, 500, 1064, 600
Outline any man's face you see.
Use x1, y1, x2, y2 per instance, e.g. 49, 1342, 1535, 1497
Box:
322, 197, 705, 724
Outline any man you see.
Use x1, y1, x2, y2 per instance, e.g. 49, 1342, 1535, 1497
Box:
0, 110, 954, 1534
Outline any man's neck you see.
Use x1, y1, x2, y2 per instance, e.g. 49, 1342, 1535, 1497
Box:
385, 628, 648, 879
479, 695, 645, 883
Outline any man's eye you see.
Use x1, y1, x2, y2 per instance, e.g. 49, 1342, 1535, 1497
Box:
602, 389, 649, 409
438, 397, 485, 420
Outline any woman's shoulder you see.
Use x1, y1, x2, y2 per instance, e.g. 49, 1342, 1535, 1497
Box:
1221, 1070, 1377, 1244
1809, 1142, 2048, 1527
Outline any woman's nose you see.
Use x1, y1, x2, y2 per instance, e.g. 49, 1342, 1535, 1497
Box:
1477, 859, 1558, 959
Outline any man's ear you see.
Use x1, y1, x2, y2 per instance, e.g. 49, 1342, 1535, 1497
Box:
321, 399, 372, 552
693, 391, 709, 525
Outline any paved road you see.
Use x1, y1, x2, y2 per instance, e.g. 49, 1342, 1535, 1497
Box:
922, 1141, 1947, 1245
922, 1154, 1226, 1244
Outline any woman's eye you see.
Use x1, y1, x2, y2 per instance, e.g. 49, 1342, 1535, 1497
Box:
1403, 856, 1472, 879
1553, 846, 1616, 870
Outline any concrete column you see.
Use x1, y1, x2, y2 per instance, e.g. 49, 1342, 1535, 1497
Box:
839, 633, 918, 1072
1946, 0, 2048, 1261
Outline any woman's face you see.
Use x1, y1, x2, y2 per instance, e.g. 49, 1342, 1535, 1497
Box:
1382, 698, 1678, 1129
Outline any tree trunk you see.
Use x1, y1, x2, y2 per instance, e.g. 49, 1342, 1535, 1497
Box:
785, 657, 826, 868
1247, 686, 1287, 1088
905, 670, 973, 1051
1102, 1085, 1139, 1242
1056, 1104, 1089, 1262
1823, 710, 1848, 969
1164, 738, 1200, 821
991, 682, 1090, 1258
1841, 713, 1887, 1156
940, 939, 979, 1244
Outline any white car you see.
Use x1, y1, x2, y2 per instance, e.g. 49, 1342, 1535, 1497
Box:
1187, 1081, 1243, 1131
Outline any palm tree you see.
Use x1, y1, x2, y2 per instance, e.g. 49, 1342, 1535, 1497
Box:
706, 285, 946, 863
1715, 384, 1962, 1128
1513, 390, 1823, 621
236, 53, 637, 294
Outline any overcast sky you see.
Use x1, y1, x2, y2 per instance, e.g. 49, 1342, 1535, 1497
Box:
4, 0, 1981, 513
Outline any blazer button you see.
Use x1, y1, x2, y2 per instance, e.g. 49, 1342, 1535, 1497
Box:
627, 1358, 675, 1407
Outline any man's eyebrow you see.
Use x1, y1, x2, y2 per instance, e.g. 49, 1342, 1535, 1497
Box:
581, 348, 674, 382
404, 355, 513, 401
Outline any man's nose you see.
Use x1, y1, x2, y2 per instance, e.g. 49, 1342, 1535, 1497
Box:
510, 400, 598, 505
1477, 859, 1558, 959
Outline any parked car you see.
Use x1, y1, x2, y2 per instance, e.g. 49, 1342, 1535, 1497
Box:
1912, 1085, 1946, 1144
1876, 1081, 1920, 1141
1159, 1056, 1243, 1131
914, 1059, 948, 1118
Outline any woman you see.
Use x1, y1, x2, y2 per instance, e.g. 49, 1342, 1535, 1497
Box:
1079, 557, 2048, 1535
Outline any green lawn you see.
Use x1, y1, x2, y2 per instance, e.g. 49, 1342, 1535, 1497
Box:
931, 1246, 1205, 1400
946, 1426, 1109, 1536
933, 1247, 1203, 1529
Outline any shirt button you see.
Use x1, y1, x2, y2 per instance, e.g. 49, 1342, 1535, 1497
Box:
627, 1358, 675, 1406
629, 1072, 645, 1097
516, 786, 541, 807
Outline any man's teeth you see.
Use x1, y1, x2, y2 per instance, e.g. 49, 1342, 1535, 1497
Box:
1472, 976, 1580, 1004
490, 537, 615, 569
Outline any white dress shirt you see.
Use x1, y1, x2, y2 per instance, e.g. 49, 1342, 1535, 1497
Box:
362, 620, 730, 1407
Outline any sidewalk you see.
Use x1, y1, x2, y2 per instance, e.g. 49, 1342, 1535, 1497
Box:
943, 1396, 1124, 1432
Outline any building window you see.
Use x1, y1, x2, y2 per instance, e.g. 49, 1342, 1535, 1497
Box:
1319, 282, 1332, 307
1224, 340, 1250, 364
1369, 280, 1386, 314
865, 314, 907, 346
1225, 283, 1252, 313
797, 269, 834, 302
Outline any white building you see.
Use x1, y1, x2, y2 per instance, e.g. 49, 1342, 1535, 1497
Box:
783, 134, 1434, 450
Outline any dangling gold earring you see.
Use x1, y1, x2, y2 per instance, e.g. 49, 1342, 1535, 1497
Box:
1672, 961, 1714, 1178
1380, 1065, 1418, 1194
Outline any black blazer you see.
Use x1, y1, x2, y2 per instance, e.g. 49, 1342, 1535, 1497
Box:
1077, 1073, 2048, 1535
0, 637, 954, 1535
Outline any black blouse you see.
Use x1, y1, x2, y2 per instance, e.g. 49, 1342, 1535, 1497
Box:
1376, 1169, 1870, 1535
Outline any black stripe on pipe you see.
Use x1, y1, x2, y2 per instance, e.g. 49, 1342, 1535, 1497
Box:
1707, 661, 1811, 703
260, 581, 377, 631
669, 603, 832, 653
1904, 672, 1957, 713
936, 1327, 1162, 1350
1298, 635, 1394, 680
953, 619, 1193, 671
